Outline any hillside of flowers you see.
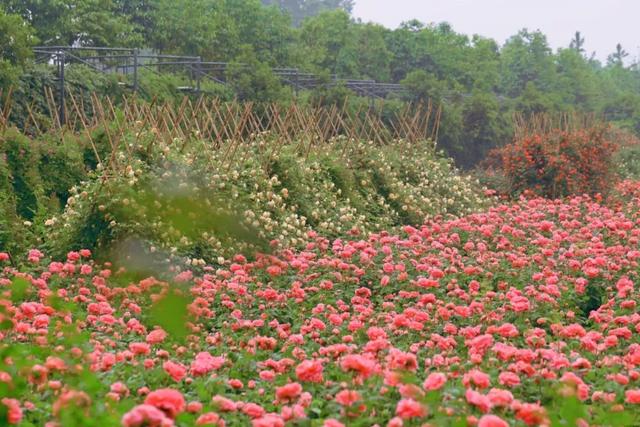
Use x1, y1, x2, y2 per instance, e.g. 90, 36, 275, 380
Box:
47, 136, 485, 262
0, 125, 487, 262
3, 178, 640, 426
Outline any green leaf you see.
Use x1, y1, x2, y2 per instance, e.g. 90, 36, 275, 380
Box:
10, 277, 29, 303
148, 290, 191, 339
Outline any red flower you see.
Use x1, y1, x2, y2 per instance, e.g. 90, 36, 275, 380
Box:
625, 389, 640, 404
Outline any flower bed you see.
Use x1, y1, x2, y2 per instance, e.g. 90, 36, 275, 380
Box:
3, 183, 640, 425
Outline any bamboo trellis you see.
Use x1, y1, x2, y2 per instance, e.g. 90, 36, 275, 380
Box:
1, 88, 440, 146
512, 111, 601, 141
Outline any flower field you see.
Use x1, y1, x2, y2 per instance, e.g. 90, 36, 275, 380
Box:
3, 181, 640, 426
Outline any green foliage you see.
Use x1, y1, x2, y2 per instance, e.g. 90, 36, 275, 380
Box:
307, 79, 353, 106
500, 29, 556, 98
263, 0, 354, 26
3, 0, 640, 168
613, 143, 640, 180
226, 46, 291, 102
148, 290, 191, 339
297, 9, 357, 75
0, 7, 37, 88
400, 70, 448, 104
136, 69, 186, 104
0, 127, 91, 255
150, 0, 295, 65
3, 0, 141, 46
0, 8, 37, 66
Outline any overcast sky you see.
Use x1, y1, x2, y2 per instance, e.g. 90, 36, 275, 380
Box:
352, 0, 639, 64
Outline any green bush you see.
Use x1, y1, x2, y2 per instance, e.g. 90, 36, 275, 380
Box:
613, 143, 640, 180
0, 127, 91, 255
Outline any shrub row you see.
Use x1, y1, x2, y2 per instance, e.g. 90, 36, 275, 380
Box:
0, 122, 488, 264
44, 131, 488, 264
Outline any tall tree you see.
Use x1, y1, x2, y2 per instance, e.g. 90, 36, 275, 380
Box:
0, 8, 36, 65
500, 29, 556, 98
2, 0, 140, 46
569, 31, 585, 55
263, 0, 354, 26
608, 43, 629, 67
297, 9, 357, 75
150, 0, 294, 64
352, 23, 392, 81
0, 7, 37, 87
555, 48, 599, 110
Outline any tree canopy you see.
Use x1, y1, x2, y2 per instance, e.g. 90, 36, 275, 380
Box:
1, 0, 640, 166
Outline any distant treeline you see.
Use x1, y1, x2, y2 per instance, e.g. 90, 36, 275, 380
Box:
1, 0, 640, 166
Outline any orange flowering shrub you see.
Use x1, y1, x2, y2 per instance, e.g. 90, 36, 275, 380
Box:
497, 124, 617, 198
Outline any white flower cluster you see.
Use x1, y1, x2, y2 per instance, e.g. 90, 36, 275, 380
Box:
48, 131, 489, 263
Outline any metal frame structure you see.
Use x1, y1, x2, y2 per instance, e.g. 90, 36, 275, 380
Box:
33, 46, 409, 124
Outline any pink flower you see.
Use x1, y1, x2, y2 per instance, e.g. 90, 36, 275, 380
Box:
465, 389, 491, 413
212, 396, 237, 412
387, 349, 418, 371
295, 360, 324, 383
252, 414, 285, 427
228, 379, 243, 389
275, 383, 303, 403
27, 249, 43, 263
423, 372, 447, 391
514, 403, 547, 426
191, 352, 225, 376
260, 370, 276, 381
242, 403, 266, 418
498, 371, 520, 387
163, 361, 187, 382
478, 414, 509, 427
335, 390, 361, 406
146, 329, 167, 345
187, 401, 203, 413
1, 398, 22, 424
129, 342, 151, 356
122, 404, 174, 427
464, 369, 491, 389
395, 399, 426, 419
340, 355, 376, 379
110, 382, 129, 397
487, 388, 513, 407
323, 420, 345, 427
67, 251, 81, 262
144, 389, 185, 419
196, 412, 225, 426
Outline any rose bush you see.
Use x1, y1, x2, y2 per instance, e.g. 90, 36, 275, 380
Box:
496, 123, 616, 198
